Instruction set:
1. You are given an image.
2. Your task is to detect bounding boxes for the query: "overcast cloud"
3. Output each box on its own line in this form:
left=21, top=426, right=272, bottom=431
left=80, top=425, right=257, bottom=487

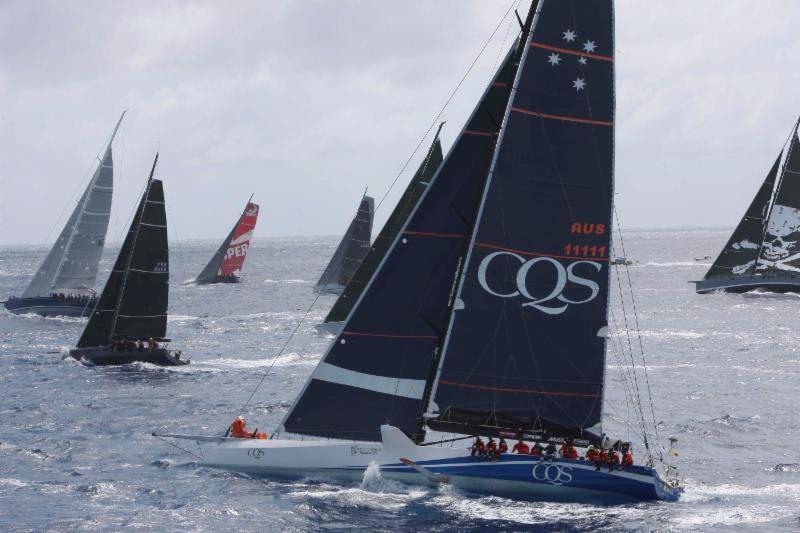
left=2, top=1, right=800, bottom=246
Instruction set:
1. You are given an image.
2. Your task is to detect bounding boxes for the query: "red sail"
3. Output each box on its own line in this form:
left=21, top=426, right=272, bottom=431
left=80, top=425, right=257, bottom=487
left=218, top=203, right=259, bottom=277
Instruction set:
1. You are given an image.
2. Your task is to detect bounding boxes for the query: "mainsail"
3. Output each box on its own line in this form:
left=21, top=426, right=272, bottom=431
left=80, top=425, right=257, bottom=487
left=314, top=196, right=374, bottom=293
left=77, top=155, right=169, bottom=348
left=324, top=131, right=445, bottom=324
left=22, top=112, right=124, bottom=298
left=703, top=154, right=781, bottom=279
left=756, top=128, right=800, bottom=274
left=280, top=37, right=525, bottom=441
left=195, top=199, right=260, bottom=283
left=426, top=0, right=615, bottom=443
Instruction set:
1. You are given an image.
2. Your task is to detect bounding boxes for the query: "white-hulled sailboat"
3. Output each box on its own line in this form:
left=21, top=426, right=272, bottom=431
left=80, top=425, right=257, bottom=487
left=156, top=0, right=682, bottom=503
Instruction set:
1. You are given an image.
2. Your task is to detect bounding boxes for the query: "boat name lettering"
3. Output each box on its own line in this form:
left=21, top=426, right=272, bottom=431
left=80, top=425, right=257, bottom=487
left=350, top=445, right=379, bottom=456
left=532, top=463, right=573, bottom=485
left=569, top=222, right=606, bottom=235
left=226, top=243, right=249, bottom=259
left=477, top=251, right=602, bottom=315
left=247, top=448, right=264, bottom=459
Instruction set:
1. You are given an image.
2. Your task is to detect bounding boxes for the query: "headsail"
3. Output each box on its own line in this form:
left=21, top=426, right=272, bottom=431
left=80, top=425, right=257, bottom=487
left=77, top=155, right=169, bottom=348
left=22, top=112, right=124, bottom=298
left=314, top=196, right=374, bottom=293
left=324, top=131, right=445, bottom=324
left=756, top=127, right=800, bottom=274
left=703, top=154, right=781, bottom=279
left=426, top=0, right=615, bottom=444
left=279, top=37, right=526, bottom=442
left=195, top=199, right=260, bottom=283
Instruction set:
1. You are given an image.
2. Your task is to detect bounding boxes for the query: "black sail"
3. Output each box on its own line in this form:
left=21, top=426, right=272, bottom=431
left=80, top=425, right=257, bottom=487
left=704, top=154, right=781, bottom=279
left=325, top=136, right=444, bottom=324
left=279, top=44, right=522, bottom=442
left=314, top=196, right=374, bottom=293
left=195, top=224, right=237, bottom=283
left=428, top=0, right=614, bottom=442
left=757, top=132, right=800, bottom=274
left=77, top=159, right=168, bottom=348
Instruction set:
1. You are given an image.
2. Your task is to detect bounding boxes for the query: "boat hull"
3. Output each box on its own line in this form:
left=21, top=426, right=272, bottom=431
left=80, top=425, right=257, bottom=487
left=314, top=321, right=344, bottom=336
left=693, top=275, right=800, bottom=294
left=4, top=296, right=96, bottom=317
left=70, top=347, right=189, bottom=366
left=195, top=275, right=241, bottom=285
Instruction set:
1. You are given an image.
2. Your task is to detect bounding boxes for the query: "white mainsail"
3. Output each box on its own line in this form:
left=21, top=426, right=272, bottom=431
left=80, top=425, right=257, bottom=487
left=22, top=112, right=124, bottom=298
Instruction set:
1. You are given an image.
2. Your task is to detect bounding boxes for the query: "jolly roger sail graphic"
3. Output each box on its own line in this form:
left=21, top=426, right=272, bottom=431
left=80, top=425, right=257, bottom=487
left=195, top=198, right=260, bottom=284
left=697, top=119, right=800, bottom=293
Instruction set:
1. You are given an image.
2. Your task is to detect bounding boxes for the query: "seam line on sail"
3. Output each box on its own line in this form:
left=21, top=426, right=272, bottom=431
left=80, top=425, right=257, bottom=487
left=84, top=211, right=111, bottom=216
left=128, top=268, right=168, bottom=274
left=511, top=106, right=613, bottom=127
left=528, top=41, right=613, bottom=62
left=342, top=330, right=438, bottom=340
left=475, top=241, right=609, bottom=261
left=438, top=380, right=600, bottom=398
left=93, top=185, right=113, bottom=191
left=146, top=200, right=165, bottom=205
left=117, top=314, right=167, bottom=318
left=404, top=230, right=465, bottom=239
left=140, top=222, right=167, bottom=228
left=464, top=130, right=496, bottom=137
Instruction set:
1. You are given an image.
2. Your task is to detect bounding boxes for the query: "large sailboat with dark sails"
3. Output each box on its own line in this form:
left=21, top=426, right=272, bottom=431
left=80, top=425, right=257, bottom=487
left=695, top=119, right=800, bottom=293
left=194, top=197, right=260, bottom=284
left=70, top=154, right=187, bottom=366
left=313, top=194, right=374, bottom=295
left=4, top=112, right=125, bottom=317
left=157, top=0, right=681, bottom=502
left=317, top=127, right=444, bottom=334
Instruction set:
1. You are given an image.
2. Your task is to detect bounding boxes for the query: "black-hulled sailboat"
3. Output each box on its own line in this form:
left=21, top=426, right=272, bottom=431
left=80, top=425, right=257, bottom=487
left=317, top=126, right=445, bottom=334
left=70, top=154, right=187, bottom=366
left=157, top=0, right=680, bottom=503
left=695, top=119, right=800, bottom=293
left=194, top=197, right=260, bottom=284
left=4, top=112, right=125, bottom=317
left=313, top=195, right=374, bottom=294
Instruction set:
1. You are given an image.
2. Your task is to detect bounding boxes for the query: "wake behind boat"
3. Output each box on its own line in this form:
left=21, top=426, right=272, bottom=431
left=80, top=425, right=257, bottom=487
left=157, top=0, right=681, bottom=503
left=4, top=112, right=125, bottom=318
left=695, top=117, right=800, bottom=293
left=70, top=154, right=188, bottom=367
left=194, top=196, right=260, bottom=284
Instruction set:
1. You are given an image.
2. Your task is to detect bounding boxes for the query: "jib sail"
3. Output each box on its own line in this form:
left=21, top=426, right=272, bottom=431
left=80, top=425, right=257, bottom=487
left=77, top=155, right=169, bottom=347
left=427, top=0, right=615, bottom=444
left=314, top=196, right=374, bottom=293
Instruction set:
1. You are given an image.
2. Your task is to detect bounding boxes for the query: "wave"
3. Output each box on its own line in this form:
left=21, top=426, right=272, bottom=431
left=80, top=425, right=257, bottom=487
left=263, top=279, right=311, bottom=284
left=635, top=261, right=709, bottom=267
left=199, top=353, right=317, bottom=369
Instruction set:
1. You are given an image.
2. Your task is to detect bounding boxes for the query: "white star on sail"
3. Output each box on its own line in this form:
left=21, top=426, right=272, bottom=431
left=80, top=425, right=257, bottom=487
left=578, top=56, right=588, bottom=65
left=547, top=52, right=561, bottom=66
left=572, top=77, right=586, bottom=91
left=583, top=40, right=597, bottom=53
left=563, top=29, right=576, bottom=42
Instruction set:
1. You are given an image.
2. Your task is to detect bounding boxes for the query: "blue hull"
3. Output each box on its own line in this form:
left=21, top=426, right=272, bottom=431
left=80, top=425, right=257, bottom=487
left=380, top=455, right=681, bottom=503
left=3, top=296, right=96, bottom=317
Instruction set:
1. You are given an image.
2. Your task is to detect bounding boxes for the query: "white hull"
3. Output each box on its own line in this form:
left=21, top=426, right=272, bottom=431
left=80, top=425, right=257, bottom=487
left=313, top=321, right=344, bottom=336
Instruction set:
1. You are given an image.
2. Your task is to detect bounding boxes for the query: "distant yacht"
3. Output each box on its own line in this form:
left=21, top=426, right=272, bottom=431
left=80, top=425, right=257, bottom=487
left=695, top=118, right=800, bottom=293
left=70, top=154, right=188, bottom=366
left=313, top=195, right=374, bottom=295
left=4, top=112, right=125, bottom=317
left=194, top=196, right=260, bottom=284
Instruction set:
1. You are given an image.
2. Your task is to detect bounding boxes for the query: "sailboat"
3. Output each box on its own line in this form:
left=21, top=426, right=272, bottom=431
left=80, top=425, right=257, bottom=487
left=156, top=0, right=681, bottom=502
left=694, top=119, right=800, bottom=293
left=70, top=154, right=188, bottom=366
left=317, top=127, right=445, bottom=335
left=4, top=112, right=125, bottom=318
left=313, top=195, right=374, bottom=295
left=194, top=197, right=260, bottom=284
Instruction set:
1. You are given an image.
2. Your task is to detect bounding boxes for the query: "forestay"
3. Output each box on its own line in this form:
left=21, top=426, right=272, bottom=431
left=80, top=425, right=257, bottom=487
left=428, top=0, right=615, bottom=443
left=280, top=44, right=521, bottom=442
left=78, top=157, right=169, bottom=348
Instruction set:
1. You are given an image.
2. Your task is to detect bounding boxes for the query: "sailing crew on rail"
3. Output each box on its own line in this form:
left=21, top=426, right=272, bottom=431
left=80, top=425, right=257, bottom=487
left=585, top=445, right=600, bottom=463
left=530, top=442, right=544, bottom=456
left=230, top=416, right=267, bottom=439
left=560, top=439, right=579, bottom=460
left=498, top=438, right=508, bottom=455
left=544, top=442, right=557, bottom=458
left=607, top=445, right=621, bottom=472
left=470, top=436, right=485, bottom=457
left=621, top=444, right=634, bottom=469
left=486, top=437, right=498, bottom=459
left=512, top=439, right=529, bottom=454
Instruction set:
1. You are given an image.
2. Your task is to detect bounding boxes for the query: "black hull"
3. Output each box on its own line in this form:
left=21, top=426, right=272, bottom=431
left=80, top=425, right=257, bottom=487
left=69, top=347, right=189, bottom=366
left=196, top=276, right=241, bottom=285
left=693, top=275, right=800, bottom=294
left=4, top=296, right=96, bottom=317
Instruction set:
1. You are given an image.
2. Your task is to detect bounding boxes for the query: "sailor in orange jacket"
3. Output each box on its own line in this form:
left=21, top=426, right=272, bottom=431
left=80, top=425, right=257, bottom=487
left=230, top=416, right=267, bottom=439
left=512, top=440, right=530, bottom=454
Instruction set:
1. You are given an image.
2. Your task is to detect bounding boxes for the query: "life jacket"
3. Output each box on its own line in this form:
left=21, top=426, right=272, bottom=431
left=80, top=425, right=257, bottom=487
left=487, top=441, right=497, bottom=451
left=499, top=441, right=508, bottom=453
left=608, top=450, right=620, bottom=464
left=622, top=451, right=633, bottom=467
left=473, top=440, right=485, bottom=451
left=530, top=446, right=543, bottom=456
left=586, top=449, right=600, bottom=462
left=562, top=446, right=579, bottom=460
left=513, top=442, right=530, bottom=454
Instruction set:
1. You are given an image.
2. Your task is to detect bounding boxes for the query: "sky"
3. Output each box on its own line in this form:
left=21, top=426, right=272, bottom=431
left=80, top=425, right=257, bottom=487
left=2, top=0, right=800, bottom=246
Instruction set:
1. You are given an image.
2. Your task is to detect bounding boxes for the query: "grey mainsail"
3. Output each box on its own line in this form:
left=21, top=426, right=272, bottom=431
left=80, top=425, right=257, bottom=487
left=22, top=112, right=124, bottom=298
left=314, top=195, right=374, bottom=293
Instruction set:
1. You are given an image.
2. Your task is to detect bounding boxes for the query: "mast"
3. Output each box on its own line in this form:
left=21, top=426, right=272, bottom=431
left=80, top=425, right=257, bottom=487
left=107, top=153, right=158, bottom=342
left=413, top=0, right=540, bottom=443
left=751, top=116, right=800, bottom=274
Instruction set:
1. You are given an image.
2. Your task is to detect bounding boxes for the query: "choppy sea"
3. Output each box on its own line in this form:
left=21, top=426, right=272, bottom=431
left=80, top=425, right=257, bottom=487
left=1, top=229, right=800, bottom=531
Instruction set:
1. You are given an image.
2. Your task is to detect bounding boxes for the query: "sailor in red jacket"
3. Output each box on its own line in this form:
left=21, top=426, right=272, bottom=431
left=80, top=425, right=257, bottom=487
left=607, top=446, right=621, bottom=471
left=512, top=440, right=530, bottom=454
left=498, top=438, right=509, bottom=455
left=529, top=442, right=544, bottom=457
left=470, top=436, right=485, bottom=457
left=559, top=439, right=579, bottom=460
left=486, top=437, right=498, bottom=459
left=621, top=444, right=634, bottom=469
left=585, top=445, right=600, bottom=462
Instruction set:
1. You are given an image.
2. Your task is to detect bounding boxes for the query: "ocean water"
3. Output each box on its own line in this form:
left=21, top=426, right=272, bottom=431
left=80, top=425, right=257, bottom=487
left=1, top=229, right=800, bottom=531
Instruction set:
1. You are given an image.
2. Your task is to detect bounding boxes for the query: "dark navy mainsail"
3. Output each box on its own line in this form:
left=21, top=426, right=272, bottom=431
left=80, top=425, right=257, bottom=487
left=704, top=154, right=781, bottom=279
left=756, top=131, right=800, bottom=274
left=428, top=0, right=615, bottom=442
left=280, top=44, right=523, bottom=442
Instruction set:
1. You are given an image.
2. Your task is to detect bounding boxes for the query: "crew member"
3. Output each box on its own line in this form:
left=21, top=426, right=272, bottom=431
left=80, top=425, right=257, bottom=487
left=470, top=436, right=485, bottom=457
left=498, top=438, right=508, bottom=455
left=607, top=445, right=620, bottom=472
left=560, top=440, right=579, bottom=460
left=596, top=447, right=609, bottom=471
left=137, top=339, right=145, bottom=351
left=486, top=437, right=498, bottom=459
left=512, top=439, right=530, bottom=454
left=530, top=442, right=544, bottom=457
left=585, top=445, right=600, bottom=463
left=149, top=337, right=159, bottom=350
left=544, top=441, right=557, bottom=458
left=229, top=416, right=267, bottom=439
left=621, top=444, right=634, bottom=469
